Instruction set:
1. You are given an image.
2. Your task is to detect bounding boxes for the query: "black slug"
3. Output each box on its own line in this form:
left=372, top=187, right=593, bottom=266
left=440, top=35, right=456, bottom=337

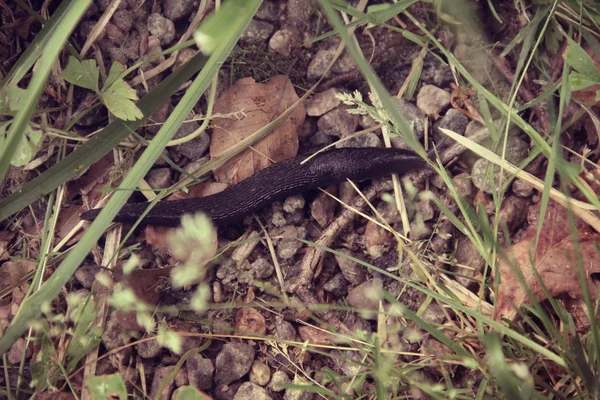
left=80, top=147, right=429, bottom=227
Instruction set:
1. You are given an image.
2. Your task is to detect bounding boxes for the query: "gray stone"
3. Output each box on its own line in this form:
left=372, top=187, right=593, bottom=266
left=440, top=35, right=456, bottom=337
left=234, top=382, right=272, bottom=400
left=256, top=1, right=281, bottom=22
left=392, top=98, right=426, bottom=148
left=268, top=370, right=291, bottom=392
left=317, top=106, right=358, bottom=137
left=334, top=250, right=366, bottom=285
left=136, top=339, right=162, bottom=359
left=145, top=168, right=172, bottom=189
left=305, top=88, right=343, bottom=117
left=252, top=258, right=274, bottom=279
left=323, top=273, right=348, bottom=298
left=335, top=132, right=381, bottom=148
left=269, top=27, right=302, bottom=57
left=241, top=20, right=275, bottom=45
left=147, top=13, right=175, bottom=46
left=172, top=119, right=210, bottom=161
left=249, top=361, right=271, bottom=386
left=273, top=319, right=297, bottom=341
left=512, top=179, right=534, bottom=197
left=435, top=108, right=469, bottom=138
left=163, top=0, right=196, bottom=20
left=346, top=279, right=383, bottom=320
left=416, top=85, right=450, bottom=117
left=187, top=354, right=214, bottom=391
left=214, top=343, right=256, bottom=386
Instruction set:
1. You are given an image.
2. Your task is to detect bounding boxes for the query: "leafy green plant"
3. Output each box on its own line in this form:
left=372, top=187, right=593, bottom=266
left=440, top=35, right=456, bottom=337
left=62, top=57, right=143, bottom=121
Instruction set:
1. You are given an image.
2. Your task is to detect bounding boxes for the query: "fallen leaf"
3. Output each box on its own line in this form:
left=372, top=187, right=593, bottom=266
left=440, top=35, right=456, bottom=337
left=298, top=326, right=334, bottom=345
left=209, top=75, right=306, bottom=184
left=0, top=231, right=16, bottom=261
left=495, top=200, right=600, bottom=323
left=235, top=307, right=266, bottom=336
left=0, top=260, right=36, bottom=290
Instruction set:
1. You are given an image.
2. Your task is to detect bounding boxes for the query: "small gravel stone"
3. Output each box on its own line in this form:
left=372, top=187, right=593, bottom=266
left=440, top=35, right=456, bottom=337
left=172, top=119, right=210, bottom=161
left=268, top=370, right=291, bottom=392
left=392, top=99, right=426, bottom=148
left=252, top=258, right=274, bottom=279
left=136, top=339, right=162, bottom=359
left=453, top=236, right=485, bottom=288
left=74, top=265, right=102, bottom=289
left=334, top=250, right=366, bottom=285
left=283, top=195, right=305, bottom=213
left=234, top=382, right=272, bottom=400
left=434, top=108, right=469, bottom=139
left=323, top=273, right=348, bottom=298
left=495, top=195, right=529, bottom=234
left=305, top=88, right=343, bottom=116
left=150, top=366, right=175, bottom=399
left=284, top=377, right=314, bottom=400
left=145, top=168, right=172, bottom=189
left=421, top=54, right=454, bottom=87
left=273, top=226, right=306, bottom=260
left=512, top=179, right=534, bottom=197
left=416, top=85, right=451, bottom=117
left=346, top=279, right=384, bottom=320
left=453, top=172, right=474, bottom=200
left=241, top=20, right=275, bottom=45
left=335, top=132, right=381, bottom=148
left=249, top=361, right=271, bottom=386
left=112, top=9, right=133, bottom=32
left=269, top=26, right=303, bottom=57
left=273, top=319, right=297, bottom=341
left=163, top=0, right=196, bottom=20
left=256, top=1, right=281, bottom=22
left=214, top=342, right=256, bottom=386
left=317, top=106, right=359, bottom=137
left=147, top=13, right=175, bottom=46
left=187, top=354, right=215, bottom=391
left=331, top=350, right=365, bottom=376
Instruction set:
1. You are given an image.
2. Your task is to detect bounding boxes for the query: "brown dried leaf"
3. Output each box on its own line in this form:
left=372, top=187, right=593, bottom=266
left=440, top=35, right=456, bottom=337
left=209, top=75, right=306, bottom=184
left=235, top=307, right=266, bottom=336
left=495, top=201, right=600, bottom=323
left=0, top=231, right=16, bottom=261
left=298, top=326, right=334, bottom=345
left=0, top=260, right=36, bottom=290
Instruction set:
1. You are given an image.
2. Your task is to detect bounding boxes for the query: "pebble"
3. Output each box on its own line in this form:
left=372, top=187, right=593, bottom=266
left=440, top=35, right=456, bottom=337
left=416, top=85, right=451, bottom=117
left=317, top=106, right=359, bottom=137
left=268, top=370, right=291, bottom=392
left=334, top=250, right=366, bottom=285
left=145, top=168, right=172, bottom=189
left=249, top=361, right=271, bottom=386
left=241, top=20, right=275, bottom=45
left=305, top=88, right=343, bottom=116
left=269, top=26, right=303, bottom=57
left=147, top=13, right=175, bottom=46
left=187, top=354, right=215, bottom=390
left=346, top=278, right=384, bottom=320
left=234, top=382, right=272, bottom=400
left=392, top=98, right=426, bottom=148
left=214, top=342, right=256, bottom=386
left=323, top=273, right=348, bottom=298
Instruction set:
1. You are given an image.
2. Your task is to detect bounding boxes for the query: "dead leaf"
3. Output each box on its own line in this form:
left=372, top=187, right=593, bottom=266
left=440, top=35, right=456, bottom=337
left=210, top=75, right=306, bottom=184
left=145, top=183, right=223, bottom=261
left=298, top=326, right=334, bottom=345
left=0, top=231, right=16, bottom=261
left=235, top=307, right=266, bottom=336
left=449, top=83, right=483, bottom=123
left=0, top=260, right=36, bottom=290
left=495, top=200, right=600, bottom=323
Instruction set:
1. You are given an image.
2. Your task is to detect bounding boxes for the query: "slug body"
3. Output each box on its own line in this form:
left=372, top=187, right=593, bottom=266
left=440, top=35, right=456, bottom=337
left=81, top=147, right=428, bottom=227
